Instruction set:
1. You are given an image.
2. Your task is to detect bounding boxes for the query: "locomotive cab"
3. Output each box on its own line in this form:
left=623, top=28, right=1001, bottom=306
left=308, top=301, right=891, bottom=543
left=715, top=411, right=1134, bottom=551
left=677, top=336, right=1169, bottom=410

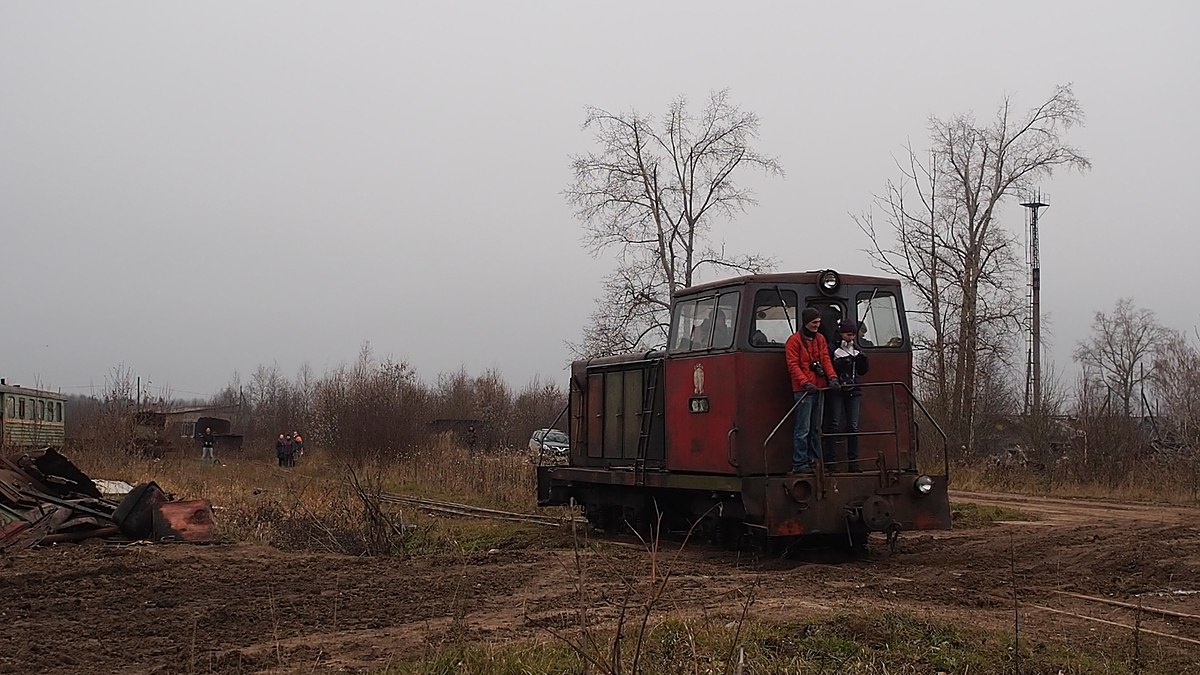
left=538, top=270, right=951, bottom=546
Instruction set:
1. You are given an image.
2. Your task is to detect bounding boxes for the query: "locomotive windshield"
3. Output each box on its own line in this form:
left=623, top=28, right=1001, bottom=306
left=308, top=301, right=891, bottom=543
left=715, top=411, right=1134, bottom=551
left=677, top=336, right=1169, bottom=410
left=749, top=288, right=796, bottom=346
left=856, top=291, right=904, bottom=348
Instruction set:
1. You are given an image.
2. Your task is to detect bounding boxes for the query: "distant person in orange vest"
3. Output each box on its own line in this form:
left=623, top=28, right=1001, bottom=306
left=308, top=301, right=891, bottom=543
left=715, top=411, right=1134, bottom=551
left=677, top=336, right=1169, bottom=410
left=290, top=431, right=304, bottom=466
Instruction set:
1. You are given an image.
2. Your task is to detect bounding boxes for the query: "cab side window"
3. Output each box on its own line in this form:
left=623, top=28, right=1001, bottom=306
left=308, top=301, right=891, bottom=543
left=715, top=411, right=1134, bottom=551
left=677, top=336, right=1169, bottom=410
left=670, top=296, right=716, bottom=353
left=669, top=291, right=740, bottom=353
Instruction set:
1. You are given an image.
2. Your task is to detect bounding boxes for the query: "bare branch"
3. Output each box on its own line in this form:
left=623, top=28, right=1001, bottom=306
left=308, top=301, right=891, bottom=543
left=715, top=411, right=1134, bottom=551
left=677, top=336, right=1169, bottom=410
left=566, top=92, right=782, bottom=356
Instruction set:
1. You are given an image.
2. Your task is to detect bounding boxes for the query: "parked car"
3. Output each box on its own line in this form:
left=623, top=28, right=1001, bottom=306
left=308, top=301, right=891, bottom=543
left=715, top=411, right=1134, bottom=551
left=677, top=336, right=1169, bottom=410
left=529, top=428, right=569, bottom=463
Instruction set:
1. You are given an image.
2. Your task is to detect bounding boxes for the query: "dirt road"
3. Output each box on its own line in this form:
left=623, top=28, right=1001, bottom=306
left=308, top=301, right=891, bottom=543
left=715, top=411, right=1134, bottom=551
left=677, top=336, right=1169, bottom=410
left=2, top=491, right=1198, bottom=674
left=951, top=489, right=1199, bottom=526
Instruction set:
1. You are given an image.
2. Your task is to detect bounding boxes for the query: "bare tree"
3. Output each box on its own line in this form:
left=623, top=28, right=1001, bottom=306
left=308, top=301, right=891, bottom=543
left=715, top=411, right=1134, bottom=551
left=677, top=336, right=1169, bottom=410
left=565, top=90, right=783, bottom=357
left=1075, top=298, right=1168, bottom=416
left=857, top=85, right=1090, bottom=451
left=1148, top=330, right=1200, bottom=449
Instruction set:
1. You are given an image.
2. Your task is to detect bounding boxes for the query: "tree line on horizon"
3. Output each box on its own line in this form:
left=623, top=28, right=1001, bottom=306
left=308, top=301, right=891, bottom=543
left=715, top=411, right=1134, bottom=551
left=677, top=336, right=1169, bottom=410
left=64, top=345, right=566, bottom=458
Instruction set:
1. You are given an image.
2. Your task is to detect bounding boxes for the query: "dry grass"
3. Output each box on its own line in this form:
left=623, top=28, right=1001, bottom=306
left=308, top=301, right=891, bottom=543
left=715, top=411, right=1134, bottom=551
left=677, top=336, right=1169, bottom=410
left=64, top=436, right=564, bottom=555
left=396, top=611, right=1132, bottom=675
left=953, top=454, right=1200, bottom=505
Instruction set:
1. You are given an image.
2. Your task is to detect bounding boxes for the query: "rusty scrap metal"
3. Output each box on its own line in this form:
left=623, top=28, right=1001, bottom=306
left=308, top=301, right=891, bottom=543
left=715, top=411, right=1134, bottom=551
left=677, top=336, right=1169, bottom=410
left=0, top=448, right=215, bottom=551
left=152, top=500, right=216, bottom=542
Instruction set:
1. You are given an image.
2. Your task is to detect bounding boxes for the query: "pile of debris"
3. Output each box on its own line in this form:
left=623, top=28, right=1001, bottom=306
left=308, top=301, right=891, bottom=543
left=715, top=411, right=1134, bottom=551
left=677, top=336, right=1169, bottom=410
left=0, top=448, right=214, bottom=552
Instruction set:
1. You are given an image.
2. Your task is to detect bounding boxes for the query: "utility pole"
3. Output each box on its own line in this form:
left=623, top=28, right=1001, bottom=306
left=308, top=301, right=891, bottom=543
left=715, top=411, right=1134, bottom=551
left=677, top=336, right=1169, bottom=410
left=1021, top=193, right=1049, bottom=415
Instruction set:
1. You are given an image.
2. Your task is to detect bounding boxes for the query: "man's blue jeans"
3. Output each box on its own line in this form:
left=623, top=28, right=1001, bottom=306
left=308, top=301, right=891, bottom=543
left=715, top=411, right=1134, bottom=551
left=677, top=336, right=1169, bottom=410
left=826, top=393, right=862, bottom=467
left=792, top=391, right=821, bottom=469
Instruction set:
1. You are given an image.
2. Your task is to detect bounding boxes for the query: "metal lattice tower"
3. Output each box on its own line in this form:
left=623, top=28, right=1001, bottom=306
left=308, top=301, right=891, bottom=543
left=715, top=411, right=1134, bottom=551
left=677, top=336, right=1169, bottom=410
left=1021, top=192, right=1048, bottom=415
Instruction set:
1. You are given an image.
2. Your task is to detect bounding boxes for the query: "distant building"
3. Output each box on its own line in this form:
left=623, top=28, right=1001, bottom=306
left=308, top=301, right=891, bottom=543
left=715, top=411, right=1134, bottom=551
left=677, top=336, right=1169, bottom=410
left=134, top=404, right=244, bottom=457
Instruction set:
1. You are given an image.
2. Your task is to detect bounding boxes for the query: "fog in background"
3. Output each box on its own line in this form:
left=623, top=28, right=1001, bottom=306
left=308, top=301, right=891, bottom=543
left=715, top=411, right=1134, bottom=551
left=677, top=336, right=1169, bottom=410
left=2, top=2, right=1196, bottom=398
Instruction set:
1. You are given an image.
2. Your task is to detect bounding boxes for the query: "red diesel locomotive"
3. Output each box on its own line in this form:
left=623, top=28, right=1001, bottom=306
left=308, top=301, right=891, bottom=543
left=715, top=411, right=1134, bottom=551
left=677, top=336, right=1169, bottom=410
left=537, top=270, right=951, bottom=547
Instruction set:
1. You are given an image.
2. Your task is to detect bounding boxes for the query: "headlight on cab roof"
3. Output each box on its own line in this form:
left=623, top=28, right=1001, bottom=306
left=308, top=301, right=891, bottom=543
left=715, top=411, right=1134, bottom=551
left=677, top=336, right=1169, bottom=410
left=817, top=269, right=841, bottom=295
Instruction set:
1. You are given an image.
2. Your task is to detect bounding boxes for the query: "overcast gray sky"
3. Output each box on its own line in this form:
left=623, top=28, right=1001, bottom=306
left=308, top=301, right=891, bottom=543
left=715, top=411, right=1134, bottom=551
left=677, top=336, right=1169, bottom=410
left=2, top=1, right=1196, bottom=398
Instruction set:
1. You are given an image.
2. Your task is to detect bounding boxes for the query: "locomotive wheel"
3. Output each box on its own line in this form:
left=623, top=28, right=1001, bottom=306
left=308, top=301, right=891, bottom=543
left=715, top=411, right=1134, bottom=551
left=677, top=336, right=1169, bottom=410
left=627, top=504, right=662, bottom=544
left=583, top=503, right=623, bottom=533
left=847, top=525, right=870, bottom=553
left=714, top=518, right=749, bottom=551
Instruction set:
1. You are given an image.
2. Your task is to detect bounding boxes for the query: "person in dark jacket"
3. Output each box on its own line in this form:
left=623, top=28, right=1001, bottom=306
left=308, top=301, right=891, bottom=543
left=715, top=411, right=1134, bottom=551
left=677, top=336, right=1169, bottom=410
left=275, top=434, right=288, bottom=467
left=826, top=319, right=870, bottom=472
left=200, top=427, right=216, bottom=463
left=785, top=307, right=839, bottom=473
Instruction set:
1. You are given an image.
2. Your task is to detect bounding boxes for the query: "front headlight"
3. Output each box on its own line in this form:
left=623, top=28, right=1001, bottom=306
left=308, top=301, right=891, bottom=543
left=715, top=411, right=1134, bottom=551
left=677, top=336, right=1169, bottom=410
left=914, top=475, right=934, bottom=496
left=817, top=269, right=841, bottom=295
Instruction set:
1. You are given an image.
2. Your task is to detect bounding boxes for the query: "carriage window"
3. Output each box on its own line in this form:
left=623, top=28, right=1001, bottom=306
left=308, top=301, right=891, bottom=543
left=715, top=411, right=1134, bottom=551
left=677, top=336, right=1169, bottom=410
left=857, top=291, right=904, bottom=348
left=37, top=400, right=45, bottom=420
left=669, top=292, right=739, bottom=353
left=19, top=398, right=26, bottom=419
left=182, top=421, right=195, bottom=438
left=750, top=289, right=798, bottom=347
left=5, top=397, right=12, bottom=418
left=57, top=402, right=63, bottom=422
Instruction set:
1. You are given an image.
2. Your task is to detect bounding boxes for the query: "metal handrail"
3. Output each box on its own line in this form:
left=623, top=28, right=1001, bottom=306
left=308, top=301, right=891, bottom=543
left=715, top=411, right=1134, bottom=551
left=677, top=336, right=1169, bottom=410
left=759, top=381, right=949, bottom=477
left=881, top=380, right=950, bottom=478
left=763, top=391, right=808, bottom=449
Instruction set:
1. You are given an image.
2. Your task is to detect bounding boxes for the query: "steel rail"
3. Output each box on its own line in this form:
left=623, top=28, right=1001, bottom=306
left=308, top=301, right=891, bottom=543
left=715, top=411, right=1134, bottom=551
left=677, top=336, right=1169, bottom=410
left=1048, top=589, right=1200, bottom=622
left=373, top=492, right=583, bottom=528
left=377, top=493, right=563, bottom=522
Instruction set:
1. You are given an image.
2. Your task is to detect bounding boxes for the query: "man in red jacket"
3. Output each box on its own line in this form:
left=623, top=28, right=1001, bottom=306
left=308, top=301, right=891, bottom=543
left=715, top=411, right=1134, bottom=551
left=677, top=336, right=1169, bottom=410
left=785, top=307, right=839, bottom=472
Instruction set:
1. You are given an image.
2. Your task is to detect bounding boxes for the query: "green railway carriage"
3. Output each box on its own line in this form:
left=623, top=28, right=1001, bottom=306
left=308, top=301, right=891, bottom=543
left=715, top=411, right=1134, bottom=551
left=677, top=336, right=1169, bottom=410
left=0, top=380, right=66, bottom=448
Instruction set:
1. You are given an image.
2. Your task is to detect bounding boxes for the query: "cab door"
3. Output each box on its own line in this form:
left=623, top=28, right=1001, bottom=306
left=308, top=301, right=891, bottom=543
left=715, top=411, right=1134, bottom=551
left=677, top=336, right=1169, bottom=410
left=662, top=290, right=741, bottom=475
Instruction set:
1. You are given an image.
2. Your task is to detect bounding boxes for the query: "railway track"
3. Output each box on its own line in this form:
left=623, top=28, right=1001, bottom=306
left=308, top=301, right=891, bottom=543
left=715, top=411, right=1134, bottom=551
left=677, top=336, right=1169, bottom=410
left=372, top=492, right=584, bottom=528
left=1010, top=588, right=1200, bottom=651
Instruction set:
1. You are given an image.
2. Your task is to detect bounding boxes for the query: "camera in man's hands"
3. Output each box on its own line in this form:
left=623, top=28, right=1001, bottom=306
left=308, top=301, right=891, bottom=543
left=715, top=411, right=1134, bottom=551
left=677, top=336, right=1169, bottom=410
left=810, top=361, right=826, bottom=378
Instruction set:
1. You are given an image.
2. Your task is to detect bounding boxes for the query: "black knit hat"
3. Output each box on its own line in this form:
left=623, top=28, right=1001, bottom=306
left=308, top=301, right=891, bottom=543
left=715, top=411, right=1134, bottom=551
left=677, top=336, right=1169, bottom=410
left=801, top=307, right=821, bottom=324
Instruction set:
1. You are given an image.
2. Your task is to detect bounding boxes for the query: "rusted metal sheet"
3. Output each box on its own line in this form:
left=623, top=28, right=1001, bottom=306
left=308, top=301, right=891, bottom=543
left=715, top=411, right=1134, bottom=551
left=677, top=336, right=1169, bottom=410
left=152, top=500, right=215, bottom=542
left=0, top=503, right=30, bottom=545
